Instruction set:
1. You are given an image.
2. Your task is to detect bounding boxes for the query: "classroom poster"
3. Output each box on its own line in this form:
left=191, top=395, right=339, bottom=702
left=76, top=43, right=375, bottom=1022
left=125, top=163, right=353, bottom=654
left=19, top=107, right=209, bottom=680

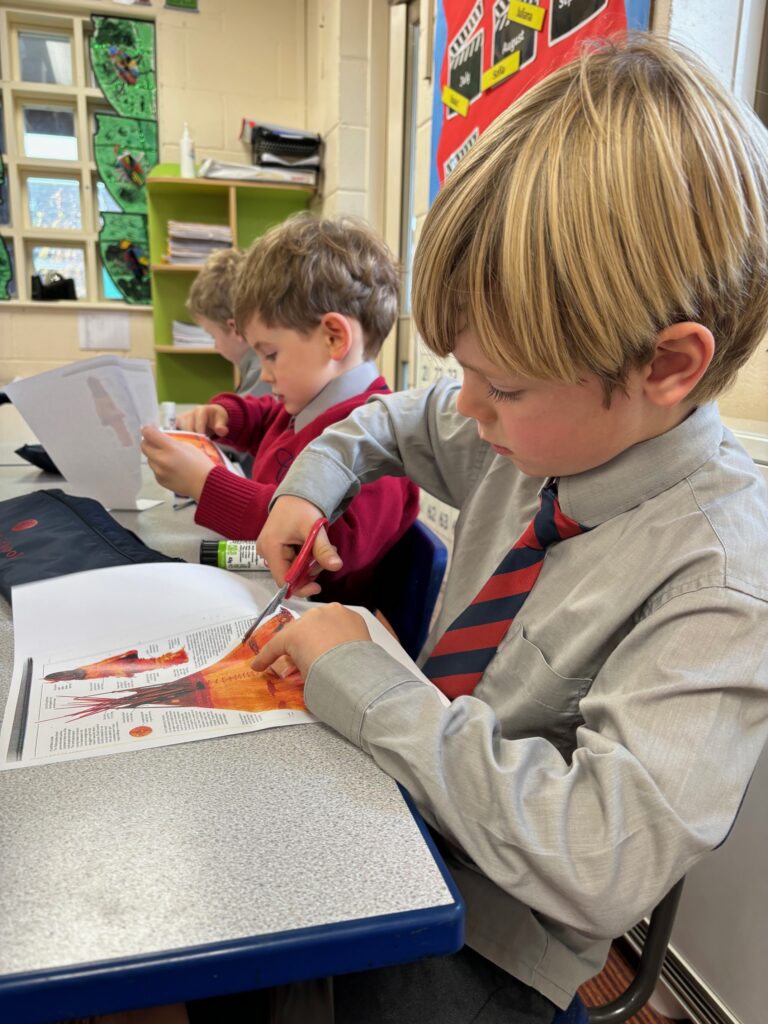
left=430, top=0, right=651, bottom=201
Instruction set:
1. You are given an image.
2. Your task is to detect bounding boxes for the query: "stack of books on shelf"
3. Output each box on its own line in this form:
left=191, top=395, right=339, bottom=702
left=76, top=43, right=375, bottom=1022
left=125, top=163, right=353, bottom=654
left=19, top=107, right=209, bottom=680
left=171, top=320, right=216, bottom=348
left=165, top=221, right=233, bottom=264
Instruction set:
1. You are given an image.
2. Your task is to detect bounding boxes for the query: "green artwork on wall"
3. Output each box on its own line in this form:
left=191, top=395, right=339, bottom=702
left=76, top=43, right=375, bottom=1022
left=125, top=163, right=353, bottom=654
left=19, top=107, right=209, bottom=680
left=94, top=113, right=158, bottom=214
left=0, top=236, right=12, bottom=300
left=99, top=212, right=151, bottom=305
left=90, top=16, right=157, bottom=121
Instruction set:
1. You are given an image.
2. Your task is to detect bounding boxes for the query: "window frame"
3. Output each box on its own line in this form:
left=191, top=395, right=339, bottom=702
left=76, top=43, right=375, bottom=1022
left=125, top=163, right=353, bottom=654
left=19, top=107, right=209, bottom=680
left=0, top=2, right=152, bottom=306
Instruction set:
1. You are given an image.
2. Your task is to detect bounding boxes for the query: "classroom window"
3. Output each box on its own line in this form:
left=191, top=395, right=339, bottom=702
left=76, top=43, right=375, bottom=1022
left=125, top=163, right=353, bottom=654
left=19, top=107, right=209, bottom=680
left=0, top=5, right=154, bottom=303
left=26, top=176, right=82, bottom=230
left=18, top=31, right=73, bottom=86
left=30, top=243, right=86, bottom=298
left=22, top=105, right=77, bottom=160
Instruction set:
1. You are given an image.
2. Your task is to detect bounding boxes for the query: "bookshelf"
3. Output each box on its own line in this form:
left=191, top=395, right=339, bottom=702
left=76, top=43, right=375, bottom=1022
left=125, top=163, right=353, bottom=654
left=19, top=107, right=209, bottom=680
left=147, top=163, right=315, bottom=402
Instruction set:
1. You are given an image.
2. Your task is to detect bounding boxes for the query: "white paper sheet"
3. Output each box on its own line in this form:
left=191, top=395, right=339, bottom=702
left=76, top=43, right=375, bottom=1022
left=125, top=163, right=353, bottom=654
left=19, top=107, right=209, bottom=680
left=4, top=357, right=159, bottom=510
left=0, top=563, right=447, bottom=769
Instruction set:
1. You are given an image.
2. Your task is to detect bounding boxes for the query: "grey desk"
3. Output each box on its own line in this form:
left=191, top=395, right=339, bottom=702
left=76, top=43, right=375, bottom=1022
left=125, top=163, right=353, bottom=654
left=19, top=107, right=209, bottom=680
left=0, top=407, right=463, bottom=1023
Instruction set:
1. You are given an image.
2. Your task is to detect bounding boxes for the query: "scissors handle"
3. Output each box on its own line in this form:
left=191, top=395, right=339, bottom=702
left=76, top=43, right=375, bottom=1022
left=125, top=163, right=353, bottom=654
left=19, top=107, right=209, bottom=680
left=283, top=517, right=329, bottom=597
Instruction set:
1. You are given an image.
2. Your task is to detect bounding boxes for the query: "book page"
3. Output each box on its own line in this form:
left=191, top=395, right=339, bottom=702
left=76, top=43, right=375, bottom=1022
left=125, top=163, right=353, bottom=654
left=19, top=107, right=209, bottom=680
left=0, top=563, right=445, bottom=769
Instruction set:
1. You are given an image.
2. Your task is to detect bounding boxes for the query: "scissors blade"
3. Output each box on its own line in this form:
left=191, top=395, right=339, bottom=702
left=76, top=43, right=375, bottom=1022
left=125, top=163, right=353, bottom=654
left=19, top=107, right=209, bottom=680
left=246, top=582, right=288, bottom=638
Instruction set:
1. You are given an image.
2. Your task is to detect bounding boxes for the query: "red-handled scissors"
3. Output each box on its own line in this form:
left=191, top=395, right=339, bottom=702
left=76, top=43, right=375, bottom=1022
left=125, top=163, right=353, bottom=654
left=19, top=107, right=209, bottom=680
left=249, top=516, right=329, bottom=631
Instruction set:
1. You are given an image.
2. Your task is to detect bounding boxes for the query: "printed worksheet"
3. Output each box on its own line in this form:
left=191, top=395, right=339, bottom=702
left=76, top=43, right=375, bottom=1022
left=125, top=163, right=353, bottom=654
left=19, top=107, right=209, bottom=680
left=0, top=563, right=443, bottom=769
left=4, top=356, right=160, bottom=510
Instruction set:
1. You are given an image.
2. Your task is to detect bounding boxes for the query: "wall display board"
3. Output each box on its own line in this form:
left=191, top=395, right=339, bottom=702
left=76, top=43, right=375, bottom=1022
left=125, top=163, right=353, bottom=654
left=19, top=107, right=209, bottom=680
left=429, top=1, right=649, bottom=201
left=420, top=1, right=650, bottom=546
left=90, top=17, right=158, bottom=304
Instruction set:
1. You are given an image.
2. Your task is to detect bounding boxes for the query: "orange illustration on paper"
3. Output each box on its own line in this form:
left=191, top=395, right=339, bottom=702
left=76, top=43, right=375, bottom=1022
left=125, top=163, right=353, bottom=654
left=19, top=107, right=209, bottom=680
left=51, top=610, right=304, bottom=719
left=44, top=648, right=189, bottom=681
left=163, top=429, right=229, bottom=468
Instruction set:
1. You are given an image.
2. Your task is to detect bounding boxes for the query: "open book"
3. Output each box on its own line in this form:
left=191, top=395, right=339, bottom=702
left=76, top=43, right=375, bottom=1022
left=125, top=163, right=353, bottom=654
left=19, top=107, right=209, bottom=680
left=0, top=563, right=446, bottom=770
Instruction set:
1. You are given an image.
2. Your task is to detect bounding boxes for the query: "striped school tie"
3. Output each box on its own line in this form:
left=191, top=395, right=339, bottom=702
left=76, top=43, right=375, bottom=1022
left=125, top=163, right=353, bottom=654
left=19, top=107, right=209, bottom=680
left=422, top=483, right=588, bottom=699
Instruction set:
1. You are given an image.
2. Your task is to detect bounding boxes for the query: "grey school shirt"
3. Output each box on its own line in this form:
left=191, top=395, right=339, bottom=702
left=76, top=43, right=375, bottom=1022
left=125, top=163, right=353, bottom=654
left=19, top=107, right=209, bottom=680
left=272, top=379, right=768, bottom=1008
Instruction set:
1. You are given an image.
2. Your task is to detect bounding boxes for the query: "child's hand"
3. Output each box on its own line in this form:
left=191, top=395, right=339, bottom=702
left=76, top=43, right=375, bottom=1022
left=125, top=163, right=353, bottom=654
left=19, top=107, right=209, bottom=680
left=257, top=496, right=343, bottom=596
left=250, top=604, right=371, bottom=679
left=140, top=424, right=215, bottom=501
left=174, top=404, right=230, bottom=437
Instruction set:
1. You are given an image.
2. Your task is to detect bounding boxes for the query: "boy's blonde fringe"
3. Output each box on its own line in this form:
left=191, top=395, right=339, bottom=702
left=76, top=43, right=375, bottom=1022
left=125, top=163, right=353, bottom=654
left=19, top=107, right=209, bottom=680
left=186, top=247, right=244, bottom=326
left=413, top=34, right=768, bottom=402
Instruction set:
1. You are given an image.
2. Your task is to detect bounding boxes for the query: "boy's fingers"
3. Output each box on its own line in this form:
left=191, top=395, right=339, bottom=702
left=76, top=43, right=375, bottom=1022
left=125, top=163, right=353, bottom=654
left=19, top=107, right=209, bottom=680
left=141, top=424, right=170, bottom=451
left=250, top=631, right=289, bottom=671
left=312, top=525, right=343, bottom=571
left=212, top=414, right=229, bottom=437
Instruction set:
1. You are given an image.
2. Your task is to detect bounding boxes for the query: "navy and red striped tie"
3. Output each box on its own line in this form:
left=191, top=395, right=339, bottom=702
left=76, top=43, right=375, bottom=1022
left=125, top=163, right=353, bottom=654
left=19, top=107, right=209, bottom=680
left=422, top=483, right=588, bottom=699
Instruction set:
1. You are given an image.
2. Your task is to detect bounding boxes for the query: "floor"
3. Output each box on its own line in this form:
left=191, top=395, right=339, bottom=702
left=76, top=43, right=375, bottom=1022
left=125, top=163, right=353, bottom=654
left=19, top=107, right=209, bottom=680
left=578, top=940, right=690, bottom=1024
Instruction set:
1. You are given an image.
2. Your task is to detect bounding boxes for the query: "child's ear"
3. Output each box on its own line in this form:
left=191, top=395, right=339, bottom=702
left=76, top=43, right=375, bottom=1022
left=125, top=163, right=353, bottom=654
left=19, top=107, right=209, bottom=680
left=643, top=322, right=715, bottom=407
left=320, top=312, right=354, bottom=361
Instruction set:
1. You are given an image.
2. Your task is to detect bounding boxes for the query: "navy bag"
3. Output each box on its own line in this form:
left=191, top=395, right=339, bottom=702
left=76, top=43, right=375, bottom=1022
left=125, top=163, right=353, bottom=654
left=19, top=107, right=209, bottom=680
left=0, top=489, right=183, bottom=603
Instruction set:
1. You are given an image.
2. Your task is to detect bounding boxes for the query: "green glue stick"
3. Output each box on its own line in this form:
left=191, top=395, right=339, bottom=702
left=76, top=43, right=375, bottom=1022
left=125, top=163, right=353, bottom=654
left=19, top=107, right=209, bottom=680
left=199, top=540, right=269, bottom=572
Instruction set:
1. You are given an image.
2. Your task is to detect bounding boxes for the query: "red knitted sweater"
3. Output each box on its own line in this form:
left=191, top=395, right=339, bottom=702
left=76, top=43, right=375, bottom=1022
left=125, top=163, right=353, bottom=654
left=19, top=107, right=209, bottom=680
left=194, top=377, right=419, bottom=606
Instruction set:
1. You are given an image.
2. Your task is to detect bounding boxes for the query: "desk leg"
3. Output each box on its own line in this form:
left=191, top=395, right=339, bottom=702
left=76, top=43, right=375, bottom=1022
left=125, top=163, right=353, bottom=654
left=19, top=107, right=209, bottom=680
left=269, top=977, right=334, bottom=1024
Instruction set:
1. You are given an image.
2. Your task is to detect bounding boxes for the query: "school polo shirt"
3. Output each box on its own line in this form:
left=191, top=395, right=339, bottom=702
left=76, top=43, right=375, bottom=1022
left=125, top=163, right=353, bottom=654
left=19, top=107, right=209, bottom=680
left=270, top=380, right=768, bottom=1009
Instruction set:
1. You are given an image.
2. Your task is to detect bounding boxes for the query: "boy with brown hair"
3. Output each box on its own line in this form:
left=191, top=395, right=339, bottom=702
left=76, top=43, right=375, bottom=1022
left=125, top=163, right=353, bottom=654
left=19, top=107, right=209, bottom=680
left=141, top=213, right=419, bottom=606
left=252, top=35, right=768, bottom=1024
left=185, top=246, right=269, bottom=400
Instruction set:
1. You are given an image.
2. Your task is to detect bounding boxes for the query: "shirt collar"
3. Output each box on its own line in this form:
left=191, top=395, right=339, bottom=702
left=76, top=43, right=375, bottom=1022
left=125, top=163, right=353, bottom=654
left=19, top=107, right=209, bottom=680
left=293, top=361, right=380, bottom=432
left=557, top=403, right=724, bottom=527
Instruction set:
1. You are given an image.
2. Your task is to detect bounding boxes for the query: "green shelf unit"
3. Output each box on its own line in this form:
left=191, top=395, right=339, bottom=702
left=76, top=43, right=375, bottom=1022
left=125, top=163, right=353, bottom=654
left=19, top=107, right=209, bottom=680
left=147, top=163, right=314, bottom=402
left=154, top=350, right=233, bottom=405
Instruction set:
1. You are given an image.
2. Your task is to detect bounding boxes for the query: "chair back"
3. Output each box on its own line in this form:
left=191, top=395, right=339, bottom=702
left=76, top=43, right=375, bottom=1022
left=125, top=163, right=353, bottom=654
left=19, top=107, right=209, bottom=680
left=373, top=520, right=448, bottom=661
left=586, top=877, right=685, bottom=1024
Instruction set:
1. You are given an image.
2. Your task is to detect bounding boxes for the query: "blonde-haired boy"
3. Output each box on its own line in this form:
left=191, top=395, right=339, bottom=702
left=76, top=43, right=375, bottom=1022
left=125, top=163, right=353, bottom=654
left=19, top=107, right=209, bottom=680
left=252, top=35, right=768, bottom=1023
left=141, top=213, right=419, bottom=607
left=186, top=247, right=268, bottom=399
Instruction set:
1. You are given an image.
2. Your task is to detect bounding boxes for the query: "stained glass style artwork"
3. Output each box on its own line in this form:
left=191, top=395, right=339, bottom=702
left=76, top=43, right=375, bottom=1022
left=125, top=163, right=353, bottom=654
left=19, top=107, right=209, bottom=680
left=98, top=211, right=151, bottom=304
left=89, top=17, right=157, bottom=121
left=0, top=236, right=13, bottom=300
left=94, top=113, right=158, bottom=213
left=0, top=160, right=9, bottom=227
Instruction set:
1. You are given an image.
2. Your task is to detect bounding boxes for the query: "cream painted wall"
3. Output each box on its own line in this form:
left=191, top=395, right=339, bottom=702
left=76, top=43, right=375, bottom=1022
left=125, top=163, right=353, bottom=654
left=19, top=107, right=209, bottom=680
left=0, top=0, right=308, bottom=381
left=409, top=0, right=767, bottom=426
left=305, top=0, right=389, bottom=228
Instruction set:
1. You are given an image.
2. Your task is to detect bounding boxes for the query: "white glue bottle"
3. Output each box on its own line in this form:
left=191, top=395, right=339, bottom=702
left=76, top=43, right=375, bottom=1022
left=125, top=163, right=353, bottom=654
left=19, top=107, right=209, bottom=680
left=180, top=122, right=196, bottom=178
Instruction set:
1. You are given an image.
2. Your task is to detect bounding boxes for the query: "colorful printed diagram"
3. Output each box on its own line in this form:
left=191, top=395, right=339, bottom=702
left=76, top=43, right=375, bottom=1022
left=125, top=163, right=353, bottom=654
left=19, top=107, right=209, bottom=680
left=43, top=609, right=304, bottom=734
left=163, top=429, right=233, bottom=469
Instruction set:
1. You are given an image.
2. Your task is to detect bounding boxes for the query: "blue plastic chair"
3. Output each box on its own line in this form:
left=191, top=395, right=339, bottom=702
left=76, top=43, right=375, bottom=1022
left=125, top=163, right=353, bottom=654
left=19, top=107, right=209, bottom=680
left=373, top=520, right=448, bottom=661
